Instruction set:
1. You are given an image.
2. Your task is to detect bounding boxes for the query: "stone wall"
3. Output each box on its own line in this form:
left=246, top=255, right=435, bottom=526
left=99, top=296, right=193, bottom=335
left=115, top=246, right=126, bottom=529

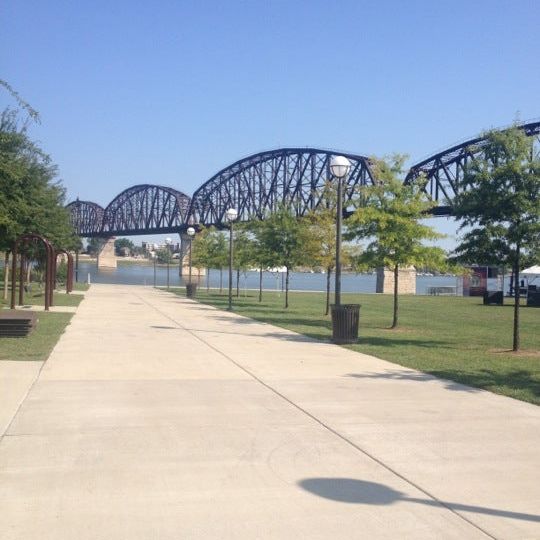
left=376, top=266, right=416, bottom=294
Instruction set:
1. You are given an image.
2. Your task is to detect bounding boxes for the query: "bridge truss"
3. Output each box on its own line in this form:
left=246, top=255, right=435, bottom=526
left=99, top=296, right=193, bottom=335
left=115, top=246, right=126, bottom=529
left=67, top=121, right=540, bottom=236
left=188, top=148, right=374, bottom=226
left=405, top=121, right=540, bottom=216
left=66, top=200, right=105, bottom=236
left=100, top=184, right=192, bottom=236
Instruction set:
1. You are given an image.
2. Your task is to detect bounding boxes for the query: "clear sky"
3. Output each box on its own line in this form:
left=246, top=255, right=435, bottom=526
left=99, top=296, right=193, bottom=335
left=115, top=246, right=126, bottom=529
left=2, top=0, right=539, bottom=248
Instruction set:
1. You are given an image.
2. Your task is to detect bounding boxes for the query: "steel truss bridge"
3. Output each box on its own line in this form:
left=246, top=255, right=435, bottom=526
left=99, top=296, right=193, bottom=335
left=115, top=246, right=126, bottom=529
left=67, top=121, right=540, bottom=238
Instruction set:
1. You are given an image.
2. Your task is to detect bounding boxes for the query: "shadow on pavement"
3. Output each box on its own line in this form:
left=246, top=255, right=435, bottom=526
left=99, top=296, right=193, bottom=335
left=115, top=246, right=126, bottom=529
left=345, top=370, right=480, bottom=393
left=298, top=478, right=540, bottom=523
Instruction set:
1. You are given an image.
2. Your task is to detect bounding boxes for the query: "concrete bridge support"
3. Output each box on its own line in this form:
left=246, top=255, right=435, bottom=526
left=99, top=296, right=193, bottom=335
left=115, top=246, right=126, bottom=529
left=97, top=237, right=117, bottom=269
left=376, top=266, right=416, bottom=294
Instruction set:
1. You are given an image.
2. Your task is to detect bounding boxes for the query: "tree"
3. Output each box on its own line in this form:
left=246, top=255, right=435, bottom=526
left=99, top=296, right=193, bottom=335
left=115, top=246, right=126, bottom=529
left=306, top=184, right=355, bottom=315
left=0, top=80, right=39, bottom=123
left=452, top=127, right=540, bottom=351
left=257, top=205, right=317, bottom=308
left=192, top=227, right=228, bottom=293
left=115, top=237, right=134, bottom=256
left=233, top=225, right=256, bottom=297
left=208, top=229, right=228, bottom=293
left=191, top=226, right=214, bottom=292
left=249, top=221, right=274, bottom=302
left=0, top=109, right=79, bottom=297
left=86, top=237, right=105, bottom=256
left=156, top=247, right=173, bottom=264
left=0, top=110, right=78, bottom=252
left=346, top=155, right=448, bottom=328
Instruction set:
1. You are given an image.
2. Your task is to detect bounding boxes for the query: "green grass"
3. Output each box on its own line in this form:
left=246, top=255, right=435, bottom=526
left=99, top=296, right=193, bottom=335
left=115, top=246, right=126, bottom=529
left=172, top=288, right=540, bottom=405
left=0, top=312, right=74, bottom=361
left=0, top=282, right=87, bottom=361
left=72, top=282, right=90, bottom=292
left=0, top=284, right=84, bottom=307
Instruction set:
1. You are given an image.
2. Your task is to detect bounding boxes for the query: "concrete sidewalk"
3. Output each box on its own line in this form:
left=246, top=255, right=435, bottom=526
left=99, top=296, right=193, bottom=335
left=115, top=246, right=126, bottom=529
left=0, top=284, right=538, bottom=539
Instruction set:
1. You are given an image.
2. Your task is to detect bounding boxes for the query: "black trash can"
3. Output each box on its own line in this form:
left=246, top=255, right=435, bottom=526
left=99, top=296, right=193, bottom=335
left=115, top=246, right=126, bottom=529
left=331, top=304, right=360, bottom=344
left=483, top=291, right=503, bottom=305
left=186, top=283, right=197, bottom=298
left=527, top=291, right=540, bottom=307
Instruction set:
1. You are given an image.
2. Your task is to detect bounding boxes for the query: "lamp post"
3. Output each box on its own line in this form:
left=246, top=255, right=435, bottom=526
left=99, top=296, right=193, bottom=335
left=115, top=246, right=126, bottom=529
left=165, top=237, right=172, bottom=290
left=330, top=155, right=351, bottom=306
left=186, top=227, right=195, bottom=284
left=153, top=248, right=157, bottom=288
left=329, top=155, right=359, bottom=344
left=226, top=208, right=238, bottom=311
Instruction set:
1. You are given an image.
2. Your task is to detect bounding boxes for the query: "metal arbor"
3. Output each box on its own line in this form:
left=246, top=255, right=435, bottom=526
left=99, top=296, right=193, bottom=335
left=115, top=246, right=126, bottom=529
left=11, top=234, right=55, bottom=311
left=405, top=120, right=540, bottom=215
left=188, top=148, right=375, bottom=227
left=54, top=248, right=74, bottom=293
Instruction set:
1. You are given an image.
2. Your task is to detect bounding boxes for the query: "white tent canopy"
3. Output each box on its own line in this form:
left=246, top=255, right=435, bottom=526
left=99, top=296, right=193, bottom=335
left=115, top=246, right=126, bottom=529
left=522, top=265, right=540, bottom=277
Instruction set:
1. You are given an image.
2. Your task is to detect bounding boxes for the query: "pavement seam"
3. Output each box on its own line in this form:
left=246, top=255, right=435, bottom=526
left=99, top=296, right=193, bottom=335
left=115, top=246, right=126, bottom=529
left=0, top=294, right=86, bottom=443
left=137, top=291, right=498, bottom=540
left=0, top=360, right=46, bottom=443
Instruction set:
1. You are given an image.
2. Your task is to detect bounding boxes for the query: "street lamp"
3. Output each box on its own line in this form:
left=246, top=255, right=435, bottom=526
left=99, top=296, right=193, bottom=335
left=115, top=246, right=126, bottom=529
left=329, top=155, right=358, bottom=344
left=330, top=155, right=351, bottom=306
left=187, top=226, right=195, bottom=284
left=153, top=250, right=157, bottom=288
left=165, top=237, right=172, bottom=290
left=226, top=208, right=238, bottom=311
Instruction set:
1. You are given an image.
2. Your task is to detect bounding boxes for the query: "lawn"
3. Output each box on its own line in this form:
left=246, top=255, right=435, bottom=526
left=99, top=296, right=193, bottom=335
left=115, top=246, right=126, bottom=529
left=0, top=312, right=74, bottom=362
left=0, top=281, right=88, bottom=307
left=172, top=288, right=540, bottom=405
left=0, top=281, right=88, bottom=362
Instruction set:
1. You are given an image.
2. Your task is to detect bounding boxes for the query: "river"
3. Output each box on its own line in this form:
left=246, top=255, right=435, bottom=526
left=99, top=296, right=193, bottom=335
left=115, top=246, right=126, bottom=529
left=76, top=261, right=460, bottom=295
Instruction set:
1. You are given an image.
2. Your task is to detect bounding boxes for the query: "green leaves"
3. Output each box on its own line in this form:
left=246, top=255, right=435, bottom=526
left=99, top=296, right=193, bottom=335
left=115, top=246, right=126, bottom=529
left=452, top=126, right=540, bottom=351
left=191, top=226, right=228, bottom=270
left=346, top=156, right=446, bottom=271
left=345, top=155, right=449, bottom=328
left=0, top=109, right=78, bottom=252
left=255, top=204, right=317, bottom=271
left=453, top=127, right=540, bottom=270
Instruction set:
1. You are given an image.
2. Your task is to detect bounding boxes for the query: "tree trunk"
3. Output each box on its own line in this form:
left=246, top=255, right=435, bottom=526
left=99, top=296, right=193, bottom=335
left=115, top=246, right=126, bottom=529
left=325, top=267, right=332, bottom=316
left=236, top=268, right=240, bottom=297
left=391, top=264, right=399, bottom=329
left=3, top=252, right=9, bottom=301
left=285, top=267, right=290, bottom=308
left=219, top=267, right=223, bottom=293
left=513, top=252, right=520, bottom=352
left=259, top=267, right=263, bottom=302
left=206, top=268, right=210, bottom=293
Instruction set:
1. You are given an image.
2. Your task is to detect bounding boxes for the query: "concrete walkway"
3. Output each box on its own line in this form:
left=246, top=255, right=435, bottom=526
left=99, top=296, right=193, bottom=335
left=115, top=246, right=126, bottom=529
left=0, top=284, right=538, bottom=540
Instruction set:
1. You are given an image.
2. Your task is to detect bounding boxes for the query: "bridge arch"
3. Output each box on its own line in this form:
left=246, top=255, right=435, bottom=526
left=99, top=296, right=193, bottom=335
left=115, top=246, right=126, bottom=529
left=101, top=184, right=192, bottom=236
left=66, top=199, right=105, bottom=236
left=188, top=148, right=375, bottom=227
left=405, top=120, right=540, bottom=215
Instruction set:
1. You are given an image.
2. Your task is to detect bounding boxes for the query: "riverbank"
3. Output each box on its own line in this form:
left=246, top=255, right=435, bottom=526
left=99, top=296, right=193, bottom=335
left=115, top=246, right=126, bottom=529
left=171, top=288, right=540, bottom=404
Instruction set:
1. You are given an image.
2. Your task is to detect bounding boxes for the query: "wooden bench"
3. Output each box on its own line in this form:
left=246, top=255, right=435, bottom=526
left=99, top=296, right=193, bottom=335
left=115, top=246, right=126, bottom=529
left=0, top=311, right=38, bottom=337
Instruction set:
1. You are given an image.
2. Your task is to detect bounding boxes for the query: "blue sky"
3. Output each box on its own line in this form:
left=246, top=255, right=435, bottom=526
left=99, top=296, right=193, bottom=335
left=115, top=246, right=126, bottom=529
left=2, top=0, right=539, bottom=247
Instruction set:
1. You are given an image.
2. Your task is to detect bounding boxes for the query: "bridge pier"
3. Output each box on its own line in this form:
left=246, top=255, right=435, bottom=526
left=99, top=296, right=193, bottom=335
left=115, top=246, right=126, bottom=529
left=376, top=266, right=416, bottom=294
left=97, top=237, right=117, bottom=269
